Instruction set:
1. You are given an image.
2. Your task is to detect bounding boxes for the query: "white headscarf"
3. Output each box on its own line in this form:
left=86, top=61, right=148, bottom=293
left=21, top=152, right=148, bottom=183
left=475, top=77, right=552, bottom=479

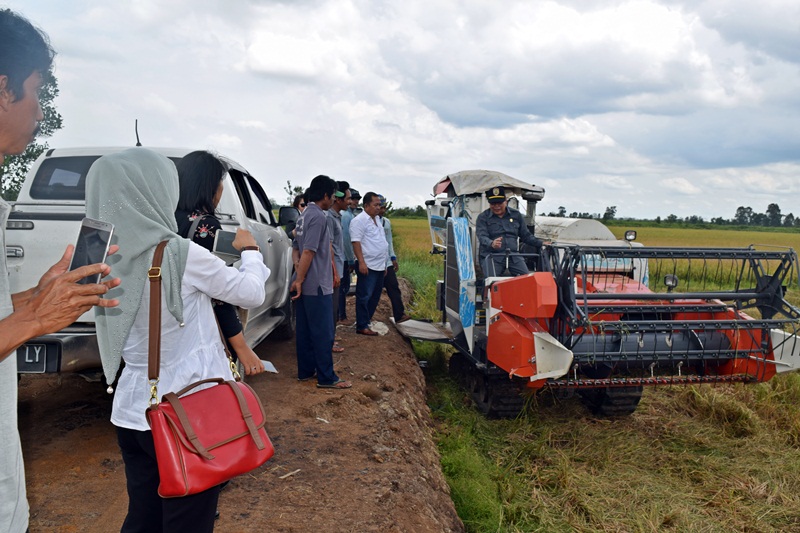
left=85, top=148, right=189, bottom=385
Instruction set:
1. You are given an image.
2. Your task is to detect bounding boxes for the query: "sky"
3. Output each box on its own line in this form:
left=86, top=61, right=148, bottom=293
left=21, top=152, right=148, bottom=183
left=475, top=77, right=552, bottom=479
left=7, top=0, right=800, bottom=219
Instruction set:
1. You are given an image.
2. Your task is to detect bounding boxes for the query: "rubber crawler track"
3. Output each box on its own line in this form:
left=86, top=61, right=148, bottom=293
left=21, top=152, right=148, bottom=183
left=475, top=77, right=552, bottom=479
left=578, top=386, right=644, bottom=417
left=449, top=353, right=527, bottom=418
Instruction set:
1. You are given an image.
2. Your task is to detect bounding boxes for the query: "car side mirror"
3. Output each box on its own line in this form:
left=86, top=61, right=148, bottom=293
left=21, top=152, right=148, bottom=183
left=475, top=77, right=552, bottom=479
left=278, top=206, right=299, bottom=226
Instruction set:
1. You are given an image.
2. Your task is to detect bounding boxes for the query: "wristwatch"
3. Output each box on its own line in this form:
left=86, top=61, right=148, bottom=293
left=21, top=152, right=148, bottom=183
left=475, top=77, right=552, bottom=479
left=241, top=246, right=260, bottom=252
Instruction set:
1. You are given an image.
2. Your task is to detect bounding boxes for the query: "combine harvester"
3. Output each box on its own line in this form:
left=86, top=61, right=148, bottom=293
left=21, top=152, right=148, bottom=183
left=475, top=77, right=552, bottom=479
left=396, top=170, right=800, bottom=417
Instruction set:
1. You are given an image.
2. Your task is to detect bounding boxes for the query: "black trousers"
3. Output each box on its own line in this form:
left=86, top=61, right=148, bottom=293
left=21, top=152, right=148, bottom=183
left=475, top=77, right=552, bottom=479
left=383, top=266, right=405, bottom=322
left=482, top=255, right=529, bottom=277
left=332, top=270, right=340, bottom=330
left=338, top=262, right=352, bottom=320
left=116, top=427, right=221, bottom=533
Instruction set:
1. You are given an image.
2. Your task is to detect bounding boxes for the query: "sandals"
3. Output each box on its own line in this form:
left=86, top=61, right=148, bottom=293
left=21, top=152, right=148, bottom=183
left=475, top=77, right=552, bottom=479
left=332, top=343, right=345, bottom=353
left=317, top=379, right=352, bottom=389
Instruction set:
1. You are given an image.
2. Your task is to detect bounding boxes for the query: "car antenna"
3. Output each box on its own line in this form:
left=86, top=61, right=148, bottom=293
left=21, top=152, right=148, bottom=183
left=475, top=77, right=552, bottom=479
left=135, top=119, right=142, bottom=146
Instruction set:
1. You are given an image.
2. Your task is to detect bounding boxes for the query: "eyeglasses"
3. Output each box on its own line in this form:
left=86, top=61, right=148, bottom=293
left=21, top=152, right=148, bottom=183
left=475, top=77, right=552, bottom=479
left=299, top=203, right=306, bottom=207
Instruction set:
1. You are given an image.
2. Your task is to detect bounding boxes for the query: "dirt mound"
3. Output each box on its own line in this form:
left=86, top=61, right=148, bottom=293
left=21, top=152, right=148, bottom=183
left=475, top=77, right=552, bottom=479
left=19, top=295, right=464, bottom=532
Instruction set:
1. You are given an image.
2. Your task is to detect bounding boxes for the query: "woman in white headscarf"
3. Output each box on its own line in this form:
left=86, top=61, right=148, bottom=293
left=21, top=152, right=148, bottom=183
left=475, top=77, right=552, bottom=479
left=86, top=148, right=269, bottom=533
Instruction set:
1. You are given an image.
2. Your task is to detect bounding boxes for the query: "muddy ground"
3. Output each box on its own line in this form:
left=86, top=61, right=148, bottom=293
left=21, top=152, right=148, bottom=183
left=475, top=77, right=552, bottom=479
left=19, top=293, right=464, bottom=532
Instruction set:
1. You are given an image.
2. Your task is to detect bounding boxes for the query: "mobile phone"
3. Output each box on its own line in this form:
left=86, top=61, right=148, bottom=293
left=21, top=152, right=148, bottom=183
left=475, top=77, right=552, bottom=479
left=213, top=230, right=241, bottom=262
left=69, top=217, right=114, bottom=284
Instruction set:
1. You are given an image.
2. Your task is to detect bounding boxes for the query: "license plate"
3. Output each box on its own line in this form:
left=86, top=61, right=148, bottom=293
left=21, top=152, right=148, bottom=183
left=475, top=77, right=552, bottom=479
left=17, top=343, right=47, bottom=373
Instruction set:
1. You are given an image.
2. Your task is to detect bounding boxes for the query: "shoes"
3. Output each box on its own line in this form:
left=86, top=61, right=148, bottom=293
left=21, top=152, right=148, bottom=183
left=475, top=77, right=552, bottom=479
left=357, top=328, right=378, bottom=336
left=317, top=378, right=352, bottom=389
left=297, top=372, right=317, bottom=382
left=338, top=318, right=354, bottom=326
left=332, top=343, right=345, bottom=353
left=396, top=315, right=412, bottom=323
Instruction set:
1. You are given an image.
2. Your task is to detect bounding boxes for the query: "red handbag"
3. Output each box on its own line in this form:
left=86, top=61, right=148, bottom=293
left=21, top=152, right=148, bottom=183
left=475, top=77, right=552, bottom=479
left=144, top=241, right=274, bottom=498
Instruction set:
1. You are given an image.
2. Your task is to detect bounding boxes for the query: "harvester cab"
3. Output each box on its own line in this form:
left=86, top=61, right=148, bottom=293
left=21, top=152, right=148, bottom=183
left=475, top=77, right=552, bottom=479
left=396, top=170, right=800, bottom=418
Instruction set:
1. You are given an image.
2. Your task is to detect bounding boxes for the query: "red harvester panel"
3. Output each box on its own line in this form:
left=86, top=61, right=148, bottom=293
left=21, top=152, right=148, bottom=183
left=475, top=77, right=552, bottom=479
left=489, top=272, right=558, bottom=319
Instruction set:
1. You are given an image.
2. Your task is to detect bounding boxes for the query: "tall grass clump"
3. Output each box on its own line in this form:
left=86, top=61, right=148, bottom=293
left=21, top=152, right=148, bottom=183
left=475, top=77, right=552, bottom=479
left=391, top=219, right=452, bottom=371
left=391, top=219, right=443, bottom=321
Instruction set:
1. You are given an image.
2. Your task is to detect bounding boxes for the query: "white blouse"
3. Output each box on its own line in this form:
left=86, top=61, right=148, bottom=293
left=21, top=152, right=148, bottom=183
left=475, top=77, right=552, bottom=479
left=111, top=243, right=269, bottom=431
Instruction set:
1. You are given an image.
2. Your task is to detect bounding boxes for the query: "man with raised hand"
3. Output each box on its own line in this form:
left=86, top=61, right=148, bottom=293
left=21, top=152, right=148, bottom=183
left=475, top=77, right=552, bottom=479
left=476, top=186, right=542, bottom=277
left=0, top=9, right=120, bottom=532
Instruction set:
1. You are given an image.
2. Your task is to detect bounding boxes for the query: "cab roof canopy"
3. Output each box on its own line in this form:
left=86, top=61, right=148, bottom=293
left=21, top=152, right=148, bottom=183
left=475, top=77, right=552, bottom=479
left=433, top=170, right=545, bottom=200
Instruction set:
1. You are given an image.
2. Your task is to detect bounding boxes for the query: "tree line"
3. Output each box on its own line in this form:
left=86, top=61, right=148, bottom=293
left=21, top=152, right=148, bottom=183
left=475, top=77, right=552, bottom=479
left=545, top=203, right=800, bottom=228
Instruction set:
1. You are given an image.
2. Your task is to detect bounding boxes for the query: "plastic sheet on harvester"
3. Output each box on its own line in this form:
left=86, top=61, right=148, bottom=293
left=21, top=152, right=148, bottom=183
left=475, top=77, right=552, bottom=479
left=394, top=319, right=453, bottom=343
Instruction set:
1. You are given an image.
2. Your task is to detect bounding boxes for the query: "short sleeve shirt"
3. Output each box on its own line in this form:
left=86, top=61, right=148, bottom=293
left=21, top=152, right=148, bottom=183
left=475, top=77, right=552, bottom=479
left=350, top=211, right=388, bottom=271
left=341, top=208, right=355, bottom=263
left=326, top=209, right=344, bottom=278
left=295, top=203, right=333, bottom=295
left=0, top=199, right=29, bottom=533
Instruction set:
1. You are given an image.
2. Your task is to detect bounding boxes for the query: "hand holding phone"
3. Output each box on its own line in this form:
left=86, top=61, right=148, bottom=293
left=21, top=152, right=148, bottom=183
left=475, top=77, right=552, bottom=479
left=232, top=228, right=257, bottom=250
left=213, top=230, right=239, bottom=257
left=214, top=229, right=259, bottom=264
left=69, top=217, right=114, bottom=284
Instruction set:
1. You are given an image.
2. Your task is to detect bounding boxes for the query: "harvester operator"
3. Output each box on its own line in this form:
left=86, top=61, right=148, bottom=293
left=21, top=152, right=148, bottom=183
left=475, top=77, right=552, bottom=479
left=476, top=186, right=542, bottom=277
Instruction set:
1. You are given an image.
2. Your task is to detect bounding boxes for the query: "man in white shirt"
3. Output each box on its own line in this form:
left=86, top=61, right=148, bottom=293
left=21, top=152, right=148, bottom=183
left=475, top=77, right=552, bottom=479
left=0, top=10, right=121, bottom=532
left=349, top=192, right=388, bottom=336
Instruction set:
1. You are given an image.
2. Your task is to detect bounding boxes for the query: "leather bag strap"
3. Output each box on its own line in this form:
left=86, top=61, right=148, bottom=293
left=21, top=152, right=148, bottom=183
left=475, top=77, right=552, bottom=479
left=148, top=241, right=169, bottom=381
left=162, top=391, right=216, bottom=460
left=226, top=381, right=266, bottom=450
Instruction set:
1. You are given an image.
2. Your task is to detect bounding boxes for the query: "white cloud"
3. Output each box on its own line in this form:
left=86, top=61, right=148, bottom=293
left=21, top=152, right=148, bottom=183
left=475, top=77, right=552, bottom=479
left=661, top=177, right=702, bottom=195
left=589, top=176, right=633, bottom=190
left=4, top=0, right=798, bottom=221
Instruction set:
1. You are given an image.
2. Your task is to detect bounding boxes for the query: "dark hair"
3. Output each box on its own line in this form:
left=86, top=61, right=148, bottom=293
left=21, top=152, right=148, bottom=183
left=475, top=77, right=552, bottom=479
left=0, top=9, right=55, bottom=101
left=337, top=181, right=350, bottom=194
left=176, top=150, right=226, bottom=214
left=292, top=193, right=306, bottom=209
left=306, top=175, right=336, bottom=203
left=363, top=191, right=380, bottom=207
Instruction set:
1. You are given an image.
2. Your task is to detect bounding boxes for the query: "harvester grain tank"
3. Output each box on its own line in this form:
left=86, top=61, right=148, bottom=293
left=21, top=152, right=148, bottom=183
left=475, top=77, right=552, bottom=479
left=396, top=170, right=800, bottom=417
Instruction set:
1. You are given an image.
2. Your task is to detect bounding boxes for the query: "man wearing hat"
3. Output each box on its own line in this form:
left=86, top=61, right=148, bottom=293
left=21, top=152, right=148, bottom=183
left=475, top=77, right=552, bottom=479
left=476, top=186, right=542, bottom=276
left=327, top=184, right=349, bottom=349
left=338, top=187, right=360, bottom=323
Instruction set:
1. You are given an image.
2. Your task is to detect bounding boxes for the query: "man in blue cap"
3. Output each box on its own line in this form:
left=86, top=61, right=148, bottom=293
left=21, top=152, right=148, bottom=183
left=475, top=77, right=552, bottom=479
left=475, top=186, right=542, bottom=277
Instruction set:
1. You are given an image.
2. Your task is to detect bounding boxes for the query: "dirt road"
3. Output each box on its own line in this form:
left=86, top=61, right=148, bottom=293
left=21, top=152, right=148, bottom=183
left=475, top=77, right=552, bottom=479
left=19, top=296, right=464, bottom=532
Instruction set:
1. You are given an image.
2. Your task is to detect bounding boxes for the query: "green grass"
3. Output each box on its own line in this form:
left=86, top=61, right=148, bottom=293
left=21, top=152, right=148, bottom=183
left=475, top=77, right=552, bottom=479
left=393, top=217, right=800, bottom=533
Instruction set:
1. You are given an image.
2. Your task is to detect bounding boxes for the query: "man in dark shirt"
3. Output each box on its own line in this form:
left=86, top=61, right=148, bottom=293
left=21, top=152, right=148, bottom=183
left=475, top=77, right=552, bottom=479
left=291, top=175, right=351, bottom=389
left=475, top=186, right=542, bottom=277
